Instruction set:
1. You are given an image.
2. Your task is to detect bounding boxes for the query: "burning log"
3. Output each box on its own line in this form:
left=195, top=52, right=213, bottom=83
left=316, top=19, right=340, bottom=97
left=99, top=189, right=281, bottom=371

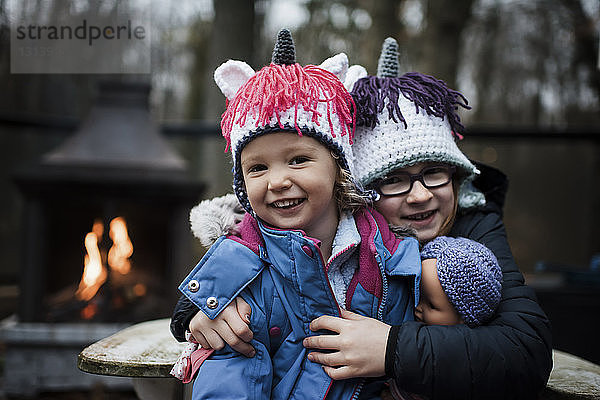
left=45, top=216, right=159, bottom=322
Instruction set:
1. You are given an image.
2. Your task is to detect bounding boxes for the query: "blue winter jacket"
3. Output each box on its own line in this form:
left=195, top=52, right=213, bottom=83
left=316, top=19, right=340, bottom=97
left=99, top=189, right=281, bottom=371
left=178, top=207, right=421, bottom=400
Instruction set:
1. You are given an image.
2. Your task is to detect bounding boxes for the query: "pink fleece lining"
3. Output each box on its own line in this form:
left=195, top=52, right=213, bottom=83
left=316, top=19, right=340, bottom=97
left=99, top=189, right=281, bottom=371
left=256, top=221, right=322, bottom=248
left=370, top=207, right=401, bottom=255
left=185, top=348, right=214, bottom=383
left=344, top=208, right=406, bottom=308
left=344, top=209, right=379, bottom=306
left=227, top=214, right=265, bottom=255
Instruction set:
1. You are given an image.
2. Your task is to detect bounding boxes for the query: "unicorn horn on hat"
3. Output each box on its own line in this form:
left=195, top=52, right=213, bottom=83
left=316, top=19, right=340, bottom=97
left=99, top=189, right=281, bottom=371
left=377, top=37, right=400, bottom=78
left=350, top=36, right=470, bottom=136
left=271, top=28, right=296, bottom=65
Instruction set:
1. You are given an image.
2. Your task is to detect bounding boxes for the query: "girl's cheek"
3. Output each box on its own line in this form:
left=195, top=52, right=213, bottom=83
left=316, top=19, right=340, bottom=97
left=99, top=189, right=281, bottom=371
left=374, top=198, right=403, bottom=224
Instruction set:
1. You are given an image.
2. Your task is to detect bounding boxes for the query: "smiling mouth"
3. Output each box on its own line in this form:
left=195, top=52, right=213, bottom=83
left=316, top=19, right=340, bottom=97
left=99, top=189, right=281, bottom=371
left=270, top=198, right=305, bottom=209
left=405, top=210, right=435, bottom=221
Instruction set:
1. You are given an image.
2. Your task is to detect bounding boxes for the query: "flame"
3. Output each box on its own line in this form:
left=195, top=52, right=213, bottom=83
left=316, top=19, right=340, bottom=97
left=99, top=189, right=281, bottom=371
left=75, top=230, right=107, bottom=302
left=92, top=218, right=104, bottom=241
left=108, top=217, right=133, bottom=274
left=75, top=217, right=135, bottom=316
left=81, top=303, right=99, bottom=320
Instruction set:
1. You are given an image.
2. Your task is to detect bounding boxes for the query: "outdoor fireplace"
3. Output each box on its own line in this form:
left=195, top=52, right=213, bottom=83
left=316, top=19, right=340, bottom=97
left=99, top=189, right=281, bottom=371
left=2, top=80, right=204, bottom=397
left=13, top=80, right=205, bottom=323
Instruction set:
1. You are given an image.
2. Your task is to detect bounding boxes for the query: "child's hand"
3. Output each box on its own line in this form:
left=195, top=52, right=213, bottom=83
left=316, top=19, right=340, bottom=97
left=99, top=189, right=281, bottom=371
left=303, top=309, right=390, bottom=379
left=189, top=297, right=255, bottom=357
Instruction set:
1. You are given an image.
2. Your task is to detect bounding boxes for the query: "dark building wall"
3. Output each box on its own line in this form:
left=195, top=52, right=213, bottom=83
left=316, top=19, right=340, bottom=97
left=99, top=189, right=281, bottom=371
left=461, top=135, right=600, bottom=272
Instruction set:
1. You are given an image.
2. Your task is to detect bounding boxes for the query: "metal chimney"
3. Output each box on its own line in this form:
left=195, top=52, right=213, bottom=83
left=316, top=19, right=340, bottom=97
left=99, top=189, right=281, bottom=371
left=43, top=80, right=186, bottom=172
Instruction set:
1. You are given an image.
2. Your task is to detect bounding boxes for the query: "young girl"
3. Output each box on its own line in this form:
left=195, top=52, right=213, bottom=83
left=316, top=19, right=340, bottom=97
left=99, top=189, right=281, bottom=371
left=174, top=29, right=421, bottom=399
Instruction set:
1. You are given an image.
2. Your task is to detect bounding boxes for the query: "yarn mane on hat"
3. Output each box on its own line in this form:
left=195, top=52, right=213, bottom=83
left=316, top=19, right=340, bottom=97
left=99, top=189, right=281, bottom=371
left=220, top=29, right=356, bottom=151
left=351, top=37, right=470, bottom=139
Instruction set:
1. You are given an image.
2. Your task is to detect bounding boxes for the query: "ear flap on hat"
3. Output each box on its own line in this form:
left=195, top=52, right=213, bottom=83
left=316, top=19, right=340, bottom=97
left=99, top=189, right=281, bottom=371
left=318, top=53, right=348, bottom=82
left=214, top=60, right=256, bottom=100
left=344, top=64, right=368, bottom=92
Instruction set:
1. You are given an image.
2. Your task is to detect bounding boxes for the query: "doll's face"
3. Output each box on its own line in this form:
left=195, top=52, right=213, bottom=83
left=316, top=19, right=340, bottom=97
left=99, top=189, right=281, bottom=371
left=414, top=258, right=462, bottom=326
left=373, top=163, right=455, bottom=243
left=241, top=131, right=339, bottom=241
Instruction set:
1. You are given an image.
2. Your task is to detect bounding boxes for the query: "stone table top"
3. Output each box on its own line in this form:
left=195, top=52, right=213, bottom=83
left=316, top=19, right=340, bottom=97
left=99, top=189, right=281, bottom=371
left=78, top=318, right=600, bottom=399
left=545, top=349, right=600, bottom=399
left=78, top=318, right=186, bottom=378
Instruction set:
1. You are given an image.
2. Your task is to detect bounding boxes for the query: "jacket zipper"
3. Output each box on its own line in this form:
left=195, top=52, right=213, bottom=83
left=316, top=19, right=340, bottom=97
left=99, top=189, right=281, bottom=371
left=349, top=251, right=388, bottom=400
left=314, top=242, right=343, bottom=400
left=313, top=241, right=388, bottom=400
left=327, top=243, right=357, bottom=270
left=317, top=241, right=377, bottom=400
left=375, top=252, right=389, bottom=320
left=315, top=244, right=343, bottom=317
left=350, top=380, right=365, bottom=400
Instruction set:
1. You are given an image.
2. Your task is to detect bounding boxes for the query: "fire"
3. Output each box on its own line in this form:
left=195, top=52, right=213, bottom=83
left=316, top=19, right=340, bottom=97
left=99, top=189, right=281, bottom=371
left=75, top=229, right=107, bottom=302
left=92, top=218, right=104, bottom=241
left=75, top=217, right=134, bottom=309
left=108, top=217, right=133, bottom=274
left=81, top=303, right=99, bottom=320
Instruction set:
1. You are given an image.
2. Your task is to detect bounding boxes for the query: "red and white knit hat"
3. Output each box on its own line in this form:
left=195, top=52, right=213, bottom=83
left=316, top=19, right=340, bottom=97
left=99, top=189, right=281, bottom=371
left=214, top=29, right=358, bottom=213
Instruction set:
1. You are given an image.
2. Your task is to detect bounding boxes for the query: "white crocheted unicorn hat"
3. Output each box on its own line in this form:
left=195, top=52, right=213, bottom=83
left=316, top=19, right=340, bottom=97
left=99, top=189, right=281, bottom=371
left=214, top=29, right=358, bottom=213
left=346, top=38, right=484, bottom=208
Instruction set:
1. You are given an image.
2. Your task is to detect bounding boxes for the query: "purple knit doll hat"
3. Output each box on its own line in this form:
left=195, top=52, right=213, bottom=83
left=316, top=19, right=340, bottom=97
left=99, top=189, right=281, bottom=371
left=421, top=236, right=502, bottom=327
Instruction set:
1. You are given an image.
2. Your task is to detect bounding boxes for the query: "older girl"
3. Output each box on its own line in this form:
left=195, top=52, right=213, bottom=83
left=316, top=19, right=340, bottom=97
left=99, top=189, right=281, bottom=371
left=303, top=38, right=553, bottom=399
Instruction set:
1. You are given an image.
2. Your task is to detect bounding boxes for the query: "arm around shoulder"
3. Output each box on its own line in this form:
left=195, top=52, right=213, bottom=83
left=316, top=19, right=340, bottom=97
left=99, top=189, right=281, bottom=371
left=170, top=294, right=198, bottom=342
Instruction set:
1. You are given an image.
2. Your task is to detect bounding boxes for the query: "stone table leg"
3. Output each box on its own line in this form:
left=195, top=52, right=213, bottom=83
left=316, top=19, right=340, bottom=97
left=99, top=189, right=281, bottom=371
left=131, top=377, right=183, bottom=400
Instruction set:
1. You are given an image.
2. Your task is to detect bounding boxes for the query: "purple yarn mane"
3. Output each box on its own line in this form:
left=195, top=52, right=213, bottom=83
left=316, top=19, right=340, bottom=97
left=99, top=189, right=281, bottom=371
left=351, top=72, right=471, bottom=138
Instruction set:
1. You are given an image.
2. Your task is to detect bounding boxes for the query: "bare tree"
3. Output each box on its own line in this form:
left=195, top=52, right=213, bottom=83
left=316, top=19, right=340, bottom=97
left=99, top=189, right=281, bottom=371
left=202, top=0, right=255, bottom=121
left=417, top=0, right=475, bottom=88
left=360, top=0, right=403, bottom=73
left=184, top=0, right=256, bottom=197
left=458, top=1, right=599, bottom=126
left=560, top=0, right=600, bottom=125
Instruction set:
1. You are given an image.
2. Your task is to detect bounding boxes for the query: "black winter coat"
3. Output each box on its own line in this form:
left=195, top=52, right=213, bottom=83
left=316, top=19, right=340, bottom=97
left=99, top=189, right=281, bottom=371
left=385, top=162, right=553, bottom=399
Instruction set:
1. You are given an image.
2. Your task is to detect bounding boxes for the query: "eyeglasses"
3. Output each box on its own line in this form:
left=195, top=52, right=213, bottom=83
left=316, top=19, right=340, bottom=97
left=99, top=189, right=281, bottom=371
left=374, top=165, right=456, bottom=196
